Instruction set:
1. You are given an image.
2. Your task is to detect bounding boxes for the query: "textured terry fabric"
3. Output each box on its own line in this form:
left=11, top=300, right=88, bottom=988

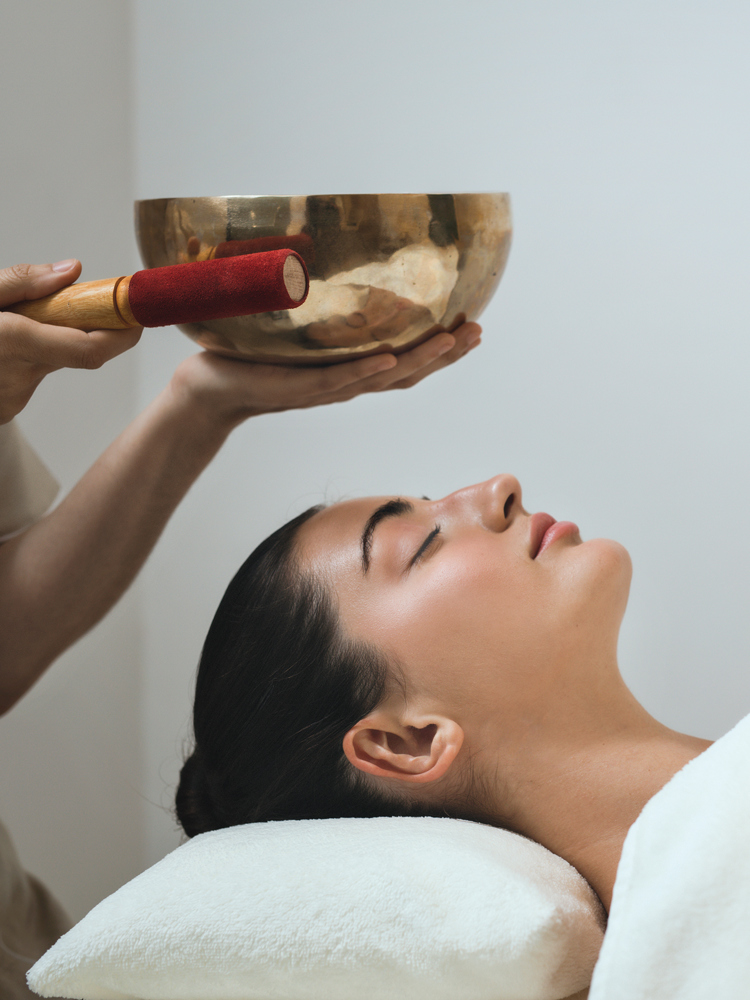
left=0, top=422, right=59, bottom=539
left=127, top=250, right=309, bottom=328
left=28, top=816, right=604, bottom=1000
left=0, top=820, right=71, bottom=1000
left=589, top=713, right=750, bottom=999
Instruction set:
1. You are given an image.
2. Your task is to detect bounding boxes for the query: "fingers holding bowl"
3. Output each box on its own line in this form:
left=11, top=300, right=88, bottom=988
left=300, top=323, right=482, bottom=408
left=373, top=322, right=482, bottom=391
left=172, top=321, right=483, bottom=420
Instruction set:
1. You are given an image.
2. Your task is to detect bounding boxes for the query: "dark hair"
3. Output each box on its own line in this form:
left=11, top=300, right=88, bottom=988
left=176, top=505, right=429, bottom=837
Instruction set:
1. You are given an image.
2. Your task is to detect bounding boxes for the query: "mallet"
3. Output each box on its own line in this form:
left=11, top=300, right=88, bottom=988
left=6, top=249, right=309, bottom=330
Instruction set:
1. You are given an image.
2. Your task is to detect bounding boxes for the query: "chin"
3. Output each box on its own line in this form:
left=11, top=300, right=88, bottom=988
left=566, top=536, right=632, bottom=621
left=585, top=535, right=631, bottom=571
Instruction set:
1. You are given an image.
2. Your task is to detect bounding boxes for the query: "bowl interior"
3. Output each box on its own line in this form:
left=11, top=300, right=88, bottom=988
left=135, top=193, right=512, bottom=364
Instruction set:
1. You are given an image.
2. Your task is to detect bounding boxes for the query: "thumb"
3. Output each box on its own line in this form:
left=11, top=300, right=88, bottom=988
left=0, top=260, right=82, bottom=309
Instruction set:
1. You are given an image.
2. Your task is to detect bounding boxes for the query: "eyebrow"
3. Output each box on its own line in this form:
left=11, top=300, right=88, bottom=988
left=361, top=498, right=414, bottom=573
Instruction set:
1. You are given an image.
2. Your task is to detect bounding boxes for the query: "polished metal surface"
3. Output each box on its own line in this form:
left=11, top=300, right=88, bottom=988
left=135, top=193, right=512, bottom=364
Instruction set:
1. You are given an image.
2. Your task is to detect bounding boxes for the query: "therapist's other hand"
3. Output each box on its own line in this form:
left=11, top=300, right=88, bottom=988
left=168, top=322, right=483, bottom=427
left=0, top=260, right=142, bottom=423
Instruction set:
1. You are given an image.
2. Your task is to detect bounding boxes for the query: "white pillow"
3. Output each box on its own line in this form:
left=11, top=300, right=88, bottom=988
left=28, top=817, right=605, bottom=1000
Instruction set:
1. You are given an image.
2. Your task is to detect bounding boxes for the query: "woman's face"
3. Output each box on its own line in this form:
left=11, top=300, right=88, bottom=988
left=296, top=475, right=632, bottom=739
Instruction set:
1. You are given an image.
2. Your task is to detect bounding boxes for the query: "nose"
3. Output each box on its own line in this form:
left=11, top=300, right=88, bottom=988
left=441, top=474, right=523, bottom=532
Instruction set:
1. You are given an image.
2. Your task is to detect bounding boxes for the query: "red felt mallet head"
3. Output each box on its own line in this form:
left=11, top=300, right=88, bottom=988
left=127, top=249, right=309, bottom=327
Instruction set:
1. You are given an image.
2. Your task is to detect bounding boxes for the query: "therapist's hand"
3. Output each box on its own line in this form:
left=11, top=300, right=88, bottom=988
left=0, top=260, right=142, bottom=423
left=167, top=322, right=483, bottom=427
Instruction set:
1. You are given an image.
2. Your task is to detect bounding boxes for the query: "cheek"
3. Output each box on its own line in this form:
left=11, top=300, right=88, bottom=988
left=348, top=540, right=632, bottom=701
left=354, top=555, right=547, bottom=688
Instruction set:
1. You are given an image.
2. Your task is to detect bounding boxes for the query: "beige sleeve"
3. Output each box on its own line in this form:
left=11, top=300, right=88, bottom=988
left=0, top=819, right=71, bottom=1000
left=0, top=423, right=59, bottom=539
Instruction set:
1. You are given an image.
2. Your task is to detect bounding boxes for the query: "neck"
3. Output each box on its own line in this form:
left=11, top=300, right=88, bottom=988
left=482, top=680, right=712, bottom=912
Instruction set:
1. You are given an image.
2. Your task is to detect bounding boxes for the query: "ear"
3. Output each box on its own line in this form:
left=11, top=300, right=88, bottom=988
left=342, top=710, right=463, bottom=784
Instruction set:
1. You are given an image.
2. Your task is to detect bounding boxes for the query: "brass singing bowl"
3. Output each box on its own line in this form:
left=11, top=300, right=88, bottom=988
left=135, top=193, right=512, bottom=364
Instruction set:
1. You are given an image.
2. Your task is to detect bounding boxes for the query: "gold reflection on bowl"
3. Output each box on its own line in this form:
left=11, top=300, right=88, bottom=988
left=135, top=193, right=511, bottom=364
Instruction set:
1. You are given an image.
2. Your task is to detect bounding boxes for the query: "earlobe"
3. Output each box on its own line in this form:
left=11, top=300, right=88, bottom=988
left=343, top=711, right=463, bottom=784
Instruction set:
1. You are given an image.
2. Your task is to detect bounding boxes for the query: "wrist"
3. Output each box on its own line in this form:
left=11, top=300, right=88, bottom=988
left=157, top=378, right=241, bottom=450
left=166, top=352, right=266, bottom=432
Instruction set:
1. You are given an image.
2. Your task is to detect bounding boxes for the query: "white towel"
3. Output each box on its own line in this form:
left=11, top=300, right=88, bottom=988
left=590, top=712, right=750, bottom=999
left=28, top=817, right=604, bottom=1000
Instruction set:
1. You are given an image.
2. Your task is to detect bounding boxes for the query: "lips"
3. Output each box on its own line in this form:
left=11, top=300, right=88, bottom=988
left=529, top=513, right=556, bottom=559
left=529, top=512, right=579, bottom=558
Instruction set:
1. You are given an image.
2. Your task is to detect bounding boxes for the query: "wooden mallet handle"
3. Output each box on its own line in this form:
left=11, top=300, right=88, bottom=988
left=9, top=275, right=136, bottom=329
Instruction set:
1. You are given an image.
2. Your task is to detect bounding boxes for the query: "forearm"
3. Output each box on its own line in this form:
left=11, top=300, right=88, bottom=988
left=0, top=383, right=233, bottom=713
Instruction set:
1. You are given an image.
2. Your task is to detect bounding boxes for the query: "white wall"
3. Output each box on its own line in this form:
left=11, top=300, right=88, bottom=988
left=134, top=0, right=750, bottom=867
left=0, top=1, right=144, bottom=920
left=3, top=0, right=750, bottom=919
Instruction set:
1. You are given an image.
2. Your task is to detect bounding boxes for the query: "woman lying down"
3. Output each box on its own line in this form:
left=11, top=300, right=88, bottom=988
left=176, top=465, right=747, bottom=994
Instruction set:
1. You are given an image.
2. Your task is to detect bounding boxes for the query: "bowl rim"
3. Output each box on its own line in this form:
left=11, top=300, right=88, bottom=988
left=134, top=191, right=511, bottom=204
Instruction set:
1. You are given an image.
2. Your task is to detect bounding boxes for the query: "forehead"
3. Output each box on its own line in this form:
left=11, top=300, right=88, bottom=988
left=296, top=496, right=395, bottom=575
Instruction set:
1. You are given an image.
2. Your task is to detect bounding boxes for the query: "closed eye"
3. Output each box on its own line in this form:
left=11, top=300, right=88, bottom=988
left=409, top=525, right=442, bottom=569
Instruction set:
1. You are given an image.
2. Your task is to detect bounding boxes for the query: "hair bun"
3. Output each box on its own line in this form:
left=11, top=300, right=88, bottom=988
left=176, top=747, right=222, bottom=838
